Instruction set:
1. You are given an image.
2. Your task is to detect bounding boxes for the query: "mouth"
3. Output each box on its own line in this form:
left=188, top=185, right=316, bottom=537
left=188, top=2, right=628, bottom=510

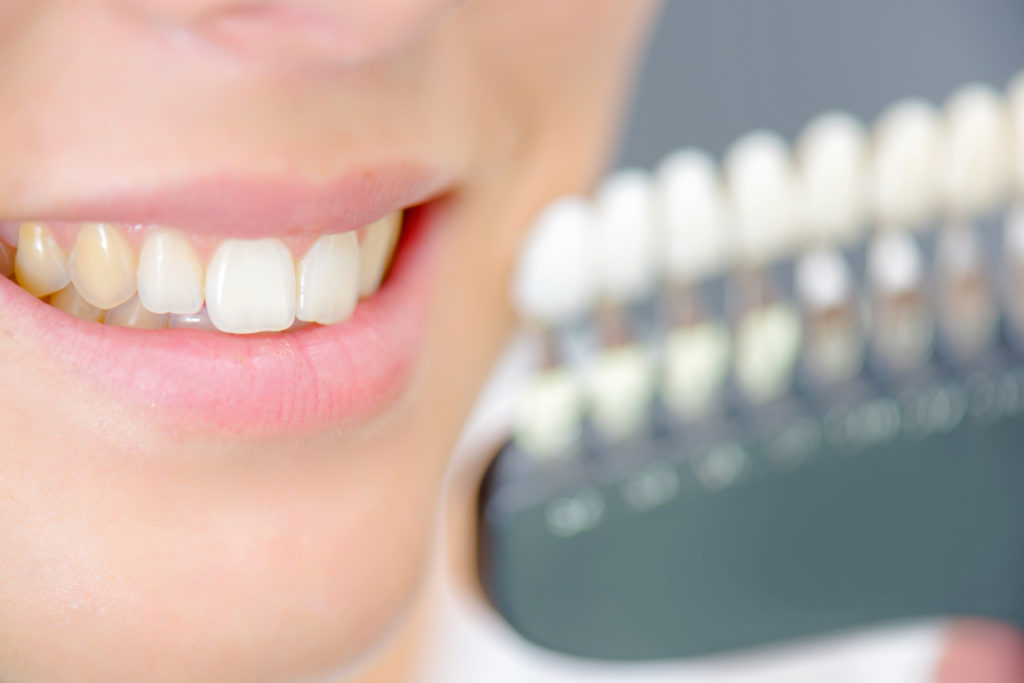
left=0, top=168, right=451, bottom=436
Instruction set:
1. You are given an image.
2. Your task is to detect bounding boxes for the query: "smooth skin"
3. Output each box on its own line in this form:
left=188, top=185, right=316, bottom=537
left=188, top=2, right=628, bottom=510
left=0, top=2, right=1014, bottom=681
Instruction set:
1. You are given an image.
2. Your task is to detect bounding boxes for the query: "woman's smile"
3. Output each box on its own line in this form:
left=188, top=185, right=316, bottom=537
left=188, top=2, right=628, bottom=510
left=0, top=168, right=452, bottom=434
left=0, top=1, right=659, bottom=680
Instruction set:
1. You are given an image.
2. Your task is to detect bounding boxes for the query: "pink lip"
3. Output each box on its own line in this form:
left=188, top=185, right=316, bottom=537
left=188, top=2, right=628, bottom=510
left=0, top=200, right=443, bottom=435
left=21, top=164, right=450, bottom=237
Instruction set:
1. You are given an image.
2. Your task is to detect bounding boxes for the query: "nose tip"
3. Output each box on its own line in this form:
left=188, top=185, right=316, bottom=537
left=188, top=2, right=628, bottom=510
left=123, top=0, right=457, bottom=67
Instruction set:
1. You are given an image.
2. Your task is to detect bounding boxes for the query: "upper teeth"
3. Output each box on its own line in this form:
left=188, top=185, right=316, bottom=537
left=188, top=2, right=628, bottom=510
left=1, top=212, right=403, bottom=334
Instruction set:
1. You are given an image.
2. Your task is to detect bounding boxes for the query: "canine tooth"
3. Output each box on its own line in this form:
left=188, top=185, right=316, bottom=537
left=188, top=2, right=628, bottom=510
left=104, top=295, right=168, bottom=329
left=870, top=99, right=941, bottom=230
left=358, top=213, right=401, bottom=296
left=941, top=83, right=1011, bottom=218
left=663, top=321, right=730, bottom=419
left=69, top=223, right=138, bottom=309
left=205, top=238, right=296, bottom=334
left=168, top=307, right=217, bottom=331
left=0, top=241, right=13, bottom=278
left=296, top=232, right=360, bottom=324
left=14, top=223, right=70, bottom=297
left=137, top=228, right=204, bottom=315
left=49, top=285, right=105, bottom=322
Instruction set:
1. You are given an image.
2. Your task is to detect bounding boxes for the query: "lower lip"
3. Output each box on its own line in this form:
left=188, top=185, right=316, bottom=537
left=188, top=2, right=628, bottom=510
left=0, top=203, right=443, bottom=436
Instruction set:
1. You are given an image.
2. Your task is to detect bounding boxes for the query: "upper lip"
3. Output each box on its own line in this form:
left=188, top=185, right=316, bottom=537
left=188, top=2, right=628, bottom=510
left=5, top=163, right=451, bottom=237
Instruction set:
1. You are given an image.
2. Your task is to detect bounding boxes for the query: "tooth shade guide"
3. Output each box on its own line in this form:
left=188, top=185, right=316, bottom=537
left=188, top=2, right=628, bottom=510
left=595, top=168, right=660, bottom=303
left=1009, top=69, right=1024, bottom=193
left=513, top=367, right=584, bottom=461
left=802, top=306, right=864, bottom=386
left=656, top=148, right=731, bottom=282
left=795, top=248, right=864, bottom=386
left=941, top=83, right=1012, bottom=219
left=796, top=111, right=869, bottom=245
left=935, top=224, right=997, bottom=359
left=586, top=344, right=655, bottom=442
left=663, top=321, right=731, bottom=421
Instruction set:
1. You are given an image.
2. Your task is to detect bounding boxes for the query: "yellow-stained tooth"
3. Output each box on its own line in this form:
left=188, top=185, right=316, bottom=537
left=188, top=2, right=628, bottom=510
left=14, top=223, right=71, bottom=297
left=49, top=285, right=105, bottom=322
left=0, top=241, right=14, bottom=279
left=70, top=223, right=138, bottom=309
left=358, top=212, right=402, bottom=296
left=105, top=295, right=169, bottom=330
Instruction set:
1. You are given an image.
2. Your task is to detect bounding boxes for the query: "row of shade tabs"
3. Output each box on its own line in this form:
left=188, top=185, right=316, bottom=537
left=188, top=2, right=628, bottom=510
left=510, top=74, right=1024, bottom=462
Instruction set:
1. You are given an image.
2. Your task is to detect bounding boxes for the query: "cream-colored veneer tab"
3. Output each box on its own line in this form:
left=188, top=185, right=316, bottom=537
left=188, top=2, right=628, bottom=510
left=69, top=223, right=138, bottom=309
left=14, top=223, right=71, bottom=297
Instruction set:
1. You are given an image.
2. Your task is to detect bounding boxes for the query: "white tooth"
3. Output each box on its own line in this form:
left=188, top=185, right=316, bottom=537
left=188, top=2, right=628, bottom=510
left=69, top=223, right=138, bottom=309
left=14, top=223, right=70, bottom=297
left=724, top=131, right=800, bottom=264
left=137, top=228, right=204, bottom=315
left=595, top=169, right=659, bottom=303
left=870, top=99, right=941, bottom=230
left=49, top=285, right=104, bottom=322
left=168, top=306, right=218, bottom=331
left=0, top=241, right=14, bottom=278
left=1011, top=70, right=1024, bottom=194
left=797, top=111, right=869, bottom=244
left=358, top=213, right=401, bottom=296
left=941, top=83, right=1011, bottom=218
left=104, top=295, right=169, bottom=329
left=511, top=197, right=597, bottom=325
left=295, top=232, right=359, bottom=325
left=656, top=148, right=731, bottom=283
left=205, top=238, right=295, bottom=334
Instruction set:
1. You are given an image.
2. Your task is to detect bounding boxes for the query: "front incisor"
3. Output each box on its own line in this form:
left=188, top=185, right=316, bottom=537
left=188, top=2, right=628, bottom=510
left=14, top=223, right=71, bottom=297
left=69, top=223, right=138, bottom=309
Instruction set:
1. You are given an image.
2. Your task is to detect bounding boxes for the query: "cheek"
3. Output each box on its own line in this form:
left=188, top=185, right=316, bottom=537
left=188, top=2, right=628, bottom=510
left=0, top=425, right=444, bottom=682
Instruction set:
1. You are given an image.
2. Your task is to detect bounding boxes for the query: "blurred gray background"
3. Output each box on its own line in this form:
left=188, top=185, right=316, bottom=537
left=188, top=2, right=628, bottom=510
left=618, top=0, right=1024, bottom=167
